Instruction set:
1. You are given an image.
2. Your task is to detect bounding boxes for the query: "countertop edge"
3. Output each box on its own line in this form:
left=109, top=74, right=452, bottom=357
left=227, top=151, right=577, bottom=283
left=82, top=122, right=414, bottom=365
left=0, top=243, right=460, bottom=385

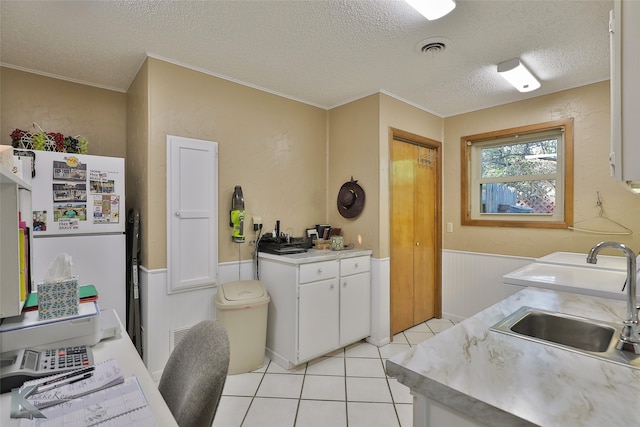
left=258, top=248, right=372, bottom=264
left=386, top=359, right=536, bottom=427
left=384, top=287, right=640, bottom=426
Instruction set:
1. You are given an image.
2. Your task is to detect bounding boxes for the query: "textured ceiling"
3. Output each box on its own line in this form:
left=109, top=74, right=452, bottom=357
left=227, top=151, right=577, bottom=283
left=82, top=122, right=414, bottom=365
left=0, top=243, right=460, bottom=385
left=0, top=0, right=612, bottom=117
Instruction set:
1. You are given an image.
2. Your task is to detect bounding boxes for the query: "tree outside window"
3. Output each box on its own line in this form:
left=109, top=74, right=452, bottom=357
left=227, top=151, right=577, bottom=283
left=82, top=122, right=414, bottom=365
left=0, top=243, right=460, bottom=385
left=461, top=119, right=574, bottom=228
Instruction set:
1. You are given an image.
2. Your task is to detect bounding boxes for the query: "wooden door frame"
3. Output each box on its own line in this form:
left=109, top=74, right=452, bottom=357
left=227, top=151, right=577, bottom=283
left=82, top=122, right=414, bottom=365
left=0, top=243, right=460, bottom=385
left=389, top=127, right=443, bottom=334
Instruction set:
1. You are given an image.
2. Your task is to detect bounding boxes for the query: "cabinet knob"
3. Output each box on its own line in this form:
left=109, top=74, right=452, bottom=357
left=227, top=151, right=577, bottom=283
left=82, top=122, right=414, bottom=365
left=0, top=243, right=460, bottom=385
left=317, top=268, right=323, bottom=274
left=343, top=281, right=347, bottom=287
left=354, top=263, right=359, bottom=268
left=416, top=242, right=420, bottom=246
left=330, top=284, right=335, bottom=289
left=175, top=211, right=180, bottom=217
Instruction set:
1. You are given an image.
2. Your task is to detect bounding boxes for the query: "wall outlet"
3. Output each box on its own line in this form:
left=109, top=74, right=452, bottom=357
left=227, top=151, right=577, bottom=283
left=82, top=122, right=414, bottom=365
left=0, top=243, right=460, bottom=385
left=253, top=216, right=262, bottom=231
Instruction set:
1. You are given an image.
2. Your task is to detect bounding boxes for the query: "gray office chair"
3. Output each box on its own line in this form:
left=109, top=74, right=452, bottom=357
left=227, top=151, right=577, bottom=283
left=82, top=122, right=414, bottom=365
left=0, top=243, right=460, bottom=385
left=158, top=320, right=230, bottom=427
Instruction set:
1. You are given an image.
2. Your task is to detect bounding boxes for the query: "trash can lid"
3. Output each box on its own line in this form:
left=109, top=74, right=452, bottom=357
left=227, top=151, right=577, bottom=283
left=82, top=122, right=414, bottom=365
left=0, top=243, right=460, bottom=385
left=219, top=280, right=266, bottom=302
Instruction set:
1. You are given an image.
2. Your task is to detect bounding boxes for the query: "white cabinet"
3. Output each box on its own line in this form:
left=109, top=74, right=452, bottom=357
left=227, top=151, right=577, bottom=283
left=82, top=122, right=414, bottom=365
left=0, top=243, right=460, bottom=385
left=339, top=256, right=371, bottom=346
left=610, top=0, right=640, bottom=193
left=298, top=278, right=339, bottom=361
left=0, top=165, right=31, bottom=319
left=259, top=250, right=371, bottom=369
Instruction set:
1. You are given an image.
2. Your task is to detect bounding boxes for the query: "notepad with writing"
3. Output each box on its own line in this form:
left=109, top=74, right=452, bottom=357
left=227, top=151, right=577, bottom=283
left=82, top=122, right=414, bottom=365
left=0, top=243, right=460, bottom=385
left=19, top=376, right=157, bottom=427
left=22, top=358, right=124, bottom=410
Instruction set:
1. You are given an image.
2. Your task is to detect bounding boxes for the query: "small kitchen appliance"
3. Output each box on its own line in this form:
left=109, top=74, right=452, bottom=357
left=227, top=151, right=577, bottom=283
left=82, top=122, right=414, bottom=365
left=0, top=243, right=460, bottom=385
left=230, top=186, right=245, bottom=242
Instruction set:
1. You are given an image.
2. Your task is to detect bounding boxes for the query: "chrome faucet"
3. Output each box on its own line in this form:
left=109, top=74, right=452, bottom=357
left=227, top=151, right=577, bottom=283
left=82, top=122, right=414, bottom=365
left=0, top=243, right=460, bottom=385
left=587, top=241, right=640, bottom=354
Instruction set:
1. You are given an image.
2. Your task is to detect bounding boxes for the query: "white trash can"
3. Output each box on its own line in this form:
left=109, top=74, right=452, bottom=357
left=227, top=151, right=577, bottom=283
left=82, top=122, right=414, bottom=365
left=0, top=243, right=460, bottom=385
left=215, top=280, right=270, bottom=375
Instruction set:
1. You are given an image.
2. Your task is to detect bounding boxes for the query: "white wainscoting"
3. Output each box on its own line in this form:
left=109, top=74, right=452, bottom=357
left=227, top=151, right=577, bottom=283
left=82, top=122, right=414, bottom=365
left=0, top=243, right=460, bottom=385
left=441, top=250, right=532, bottom=322
left=218, top=259, right=256, bottom=283
left=139, top=260, right=256, bottom=380
left=140, top=251, right=526, bottom=378
left=368, top=257, right=390, bottom=347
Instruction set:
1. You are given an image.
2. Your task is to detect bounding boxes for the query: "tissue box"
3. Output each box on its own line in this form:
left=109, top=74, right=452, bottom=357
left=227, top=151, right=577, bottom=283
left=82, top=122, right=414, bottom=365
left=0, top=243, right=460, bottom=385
left=37, top=276, right=79, bottom=320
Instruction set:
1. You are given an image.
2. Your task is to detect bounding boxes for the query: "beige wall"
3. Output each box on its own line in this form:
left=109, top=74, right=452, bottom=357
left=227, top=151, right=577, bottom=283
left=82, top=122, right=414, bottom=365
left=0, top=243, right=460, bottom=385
left=327, top=93, right=443, bottom=259
left=328, top=94, right=380, bottom=256
left=145, top=58, right=328, bottom=268
left=443, top=81, right=640, bottom=257
left=5, top=65, right=637, bottom=268
left=126, top=60, right=150, bottom=265
left=0, top=67, right=126, bottom=158
left=378, top=94, right=444, bottom=258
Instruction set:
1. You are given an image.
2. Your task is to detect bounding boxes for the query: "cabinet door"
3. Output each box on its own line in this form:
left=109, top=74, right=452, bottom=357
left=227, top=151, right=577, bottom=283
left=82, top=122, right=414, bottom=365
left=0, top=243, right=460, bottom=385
left=298, top=279, right=339, bottom=362
left=340, top=272, right=371, bottom=346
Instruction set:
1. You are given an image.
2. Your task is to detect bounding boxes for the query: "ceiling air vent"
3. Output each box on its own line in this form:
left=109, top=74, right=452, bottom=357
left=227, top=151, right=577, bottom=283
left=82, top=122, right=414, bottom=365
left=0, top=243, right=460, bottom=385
left=415, top=37, right=451, bottom=55
left=422, top=42, right=446, bottom=54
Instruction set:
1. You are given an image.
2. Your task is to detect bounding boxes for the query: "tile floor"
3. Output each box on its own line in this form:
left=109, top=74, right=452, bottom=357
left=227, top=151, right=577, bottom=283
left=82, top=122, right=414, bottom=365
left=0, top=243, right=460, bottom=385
left=212, top=317, right=456, bottom=427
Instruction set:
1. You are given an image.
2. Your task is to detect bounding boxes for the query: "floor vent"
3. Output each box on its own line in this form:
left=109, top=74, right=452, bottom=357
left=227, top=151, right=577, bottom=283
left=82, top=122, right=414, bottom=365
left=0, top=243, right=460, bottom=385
left=170, top=325, right=193, bottom=352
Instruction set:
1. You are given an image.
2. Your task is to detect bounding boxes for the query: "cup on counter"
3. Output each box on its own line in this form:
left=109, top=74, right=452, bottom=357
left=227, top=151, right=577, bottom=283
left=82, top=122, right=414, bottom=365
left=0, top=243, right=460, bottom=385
left=330, top=236, right=344, bottom=251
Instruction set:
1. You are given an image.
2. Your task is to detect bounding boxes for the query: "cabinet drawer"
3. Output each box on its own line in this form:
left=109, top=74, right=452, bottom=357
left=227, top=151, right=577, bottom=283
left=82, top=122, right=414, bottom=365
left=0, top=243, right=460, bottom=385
left=299, top=260, right=338, bottom=284
left=340, top=256, right=370, bottom=276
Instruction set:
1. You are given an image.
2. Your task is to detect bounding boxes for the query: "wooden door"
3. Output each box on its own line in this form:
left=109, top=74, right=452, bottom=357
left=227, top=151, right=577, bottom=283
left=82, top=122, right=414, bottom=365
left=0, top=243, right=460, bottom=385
left=413, top=145, right=437, bottom=323
left=390, top=140, right=417, bottom=333
left=390, top=129, right=441, bottom=336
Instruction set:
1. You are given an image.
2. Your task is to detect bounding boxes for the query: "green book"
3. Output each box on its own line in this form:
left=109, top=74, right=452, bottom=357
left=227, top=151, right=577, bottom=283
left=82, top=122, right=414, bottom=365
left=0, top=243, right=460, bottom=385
left=23, top=284, right=98, bottom=311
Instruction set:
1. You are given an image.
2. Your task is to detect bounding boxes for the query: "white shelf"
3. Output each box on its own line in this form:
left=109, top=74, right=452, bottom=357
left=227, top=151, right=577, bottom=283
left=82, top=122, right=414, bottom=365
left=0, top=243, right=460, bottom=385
left=0, top=165, right=31, bottom=319
left=0, top=164, right=30, bottom=190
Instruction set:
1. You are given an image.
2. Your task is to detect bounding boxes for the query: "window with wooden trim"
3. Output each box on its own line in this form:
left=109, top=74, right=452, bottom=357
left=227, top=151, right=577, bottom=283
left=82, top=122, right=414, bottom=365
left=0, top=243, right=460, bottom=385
left=461, top=119, right=574, bottom=228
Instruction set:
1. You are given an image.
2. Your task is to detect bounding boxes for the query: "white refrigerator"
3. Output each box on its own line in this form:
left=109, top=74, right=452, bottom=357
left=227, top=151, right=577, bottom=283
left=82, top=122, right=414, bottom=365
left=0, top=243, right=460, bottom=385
left=29, top=151, right=126, bottom=322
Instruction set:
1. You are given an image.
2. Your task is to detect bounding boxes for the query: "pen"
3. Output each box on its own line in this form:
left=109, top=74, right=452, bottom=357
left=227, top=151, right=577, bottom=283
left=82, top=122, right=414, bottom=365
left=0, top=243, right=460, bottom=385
left=36, top=372, right=93, bottom=393
left=39, top=366, right=95, bottom=387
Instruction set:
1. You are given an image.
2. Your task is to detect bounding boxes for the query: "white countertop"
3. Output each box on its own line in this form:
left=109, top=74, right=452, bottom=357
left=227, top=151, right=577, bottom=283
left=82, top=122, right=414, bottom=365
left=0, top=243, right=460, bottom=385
left=386, top=287, right=640, bottom=427
left=258, top=248, right=372, bottom=264
left=1, top=310, right=177, bottom=426
left=503, top=263, right=630, bottom=301
left=536, top=251, right=627, bottom=271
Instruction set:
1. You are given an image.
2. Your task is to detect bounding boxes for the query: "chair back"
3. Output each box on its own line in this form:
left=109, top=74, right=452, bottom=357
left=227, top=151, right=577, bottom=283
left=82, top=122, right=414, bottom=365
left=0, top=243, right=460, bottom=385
left=159, top=320, right=230, bottom=427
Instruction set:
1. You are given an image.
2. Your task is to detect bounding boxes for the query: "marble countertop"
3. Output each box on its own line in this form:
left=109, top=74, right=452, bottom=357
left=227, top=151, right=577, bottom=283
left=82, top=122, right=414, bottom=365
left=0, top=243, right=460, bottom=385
left=386, top=287, right=640, bottom=427
left=258, top=248, right=372, bottom=264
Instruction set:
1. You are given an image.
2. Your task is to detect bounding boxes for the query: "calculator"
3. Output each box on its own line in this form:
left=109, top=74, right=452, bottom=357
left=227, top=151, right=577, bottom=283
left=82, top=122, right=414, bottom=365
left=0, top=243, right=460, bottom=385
left=0, top=345, right=94, bottom=393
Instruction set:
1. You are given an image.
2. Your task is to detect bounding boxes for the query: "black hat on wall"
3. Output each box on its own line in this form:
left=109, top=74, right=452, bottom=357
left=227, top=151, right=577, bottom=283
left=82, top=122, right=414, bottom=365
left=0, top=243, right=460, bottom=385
left=337, top=177, right=365, bottom=219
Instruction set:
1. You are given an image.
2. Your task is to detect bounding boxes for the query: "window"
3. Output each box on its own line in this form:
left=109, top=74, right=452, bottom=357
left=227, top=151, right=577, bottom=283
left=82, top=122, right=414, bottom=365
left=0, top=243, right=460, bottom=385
left=461, top=119, right=573, bottom=228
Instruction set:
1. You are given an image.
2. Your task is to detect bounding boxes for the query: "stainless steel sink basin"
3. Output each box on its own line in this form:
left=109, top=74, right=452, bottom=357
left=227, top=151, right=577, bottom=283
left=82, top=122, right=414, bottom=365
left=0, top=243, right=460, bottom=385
left=490, top=306, right=640, bottom=369
left=509, top=309, right=615, bottom=352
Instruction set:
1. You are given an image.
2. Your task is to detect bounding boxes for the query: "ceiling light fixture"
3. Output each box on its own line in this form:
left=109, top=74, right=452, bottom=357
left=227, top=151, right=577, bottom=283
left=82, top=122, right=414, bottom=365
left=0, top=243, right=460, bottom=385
left=405, top=0, right=456, bottom=21
left=497, top=58, right=541, bottom=93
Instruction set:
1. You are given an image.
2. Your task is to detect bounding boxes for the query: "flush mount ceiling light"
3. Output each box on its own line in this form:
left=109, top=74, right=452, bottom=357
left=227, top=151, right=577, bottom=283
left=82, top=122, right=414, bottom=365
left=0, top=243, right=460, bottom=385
left=405, top=0, right=456, bottom=20
left=497, top=58, right=541, bottom=93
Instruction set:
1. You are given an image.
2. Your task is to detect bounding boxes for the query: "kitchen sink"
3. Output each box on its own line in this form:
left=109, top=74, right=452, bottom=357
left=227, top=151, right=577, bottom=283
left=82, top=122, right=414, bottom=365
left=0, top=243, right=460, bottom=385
left=490, top=306, right=640, bottom=369
left=509, top=309, right=615, bottom=352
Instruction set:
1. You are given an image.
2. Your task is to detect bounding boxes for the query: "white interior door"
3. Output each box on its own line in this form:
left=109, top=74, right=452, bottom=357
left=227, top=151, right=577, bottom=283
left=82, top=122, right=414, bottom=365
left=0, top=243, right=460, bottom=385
left=166, top=135, right=218, bottom=294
